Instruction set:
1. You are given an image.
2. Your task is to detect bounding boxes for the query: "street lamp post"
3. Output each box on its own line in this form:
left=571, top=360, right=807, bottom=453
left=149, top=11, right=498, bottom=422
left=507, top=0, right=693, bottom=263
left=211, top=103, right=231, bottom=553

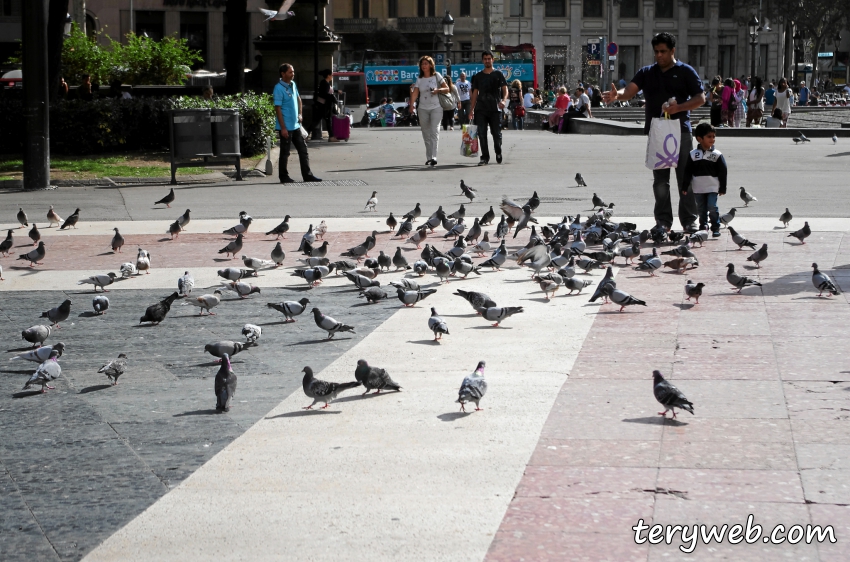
left=748, top=16, right=760, bottom=80
left=442, top=10, right=454, bottom=81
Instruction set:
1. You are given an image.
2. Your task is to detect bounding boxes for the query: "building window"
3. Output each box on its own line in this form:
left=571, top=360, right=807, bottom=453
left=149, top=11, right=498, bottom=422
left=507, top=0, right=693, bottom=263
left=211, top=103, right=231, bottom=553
left=719, top=0, right=734, bottom=18
left=687, top=45, right=706, bottom=76
left=389, top=0, right=398, bottom=18
left=545, top=0, right=565, bottom=18
left=353, top=0, right=369, bottom=18
left=655, top=0, right=673, bottom=18
left=718, top=45, right=735, bottom=77
left=461, top=42, right=472, bottom=62
left=428, top=0, right=435, bottom=16
left=135, top=11, right=165, bottom=41
left=353, top=0, right=359, bottom=18
left=619, top=0, right=639, bottom=18
left=583, top=0, right=602, bottom=18
left=510, top=0, right=524, bottom=18
left=3, top=0, right=11, bottom=17
left=417, top=0, right=434, bottom=16
left=180, top=11, right=207, bottom=69
left=688, top=0, right=704, bottom=19
left=460, top=0, right=470, bottom=17
left=758, top=44, right=768, bottom=79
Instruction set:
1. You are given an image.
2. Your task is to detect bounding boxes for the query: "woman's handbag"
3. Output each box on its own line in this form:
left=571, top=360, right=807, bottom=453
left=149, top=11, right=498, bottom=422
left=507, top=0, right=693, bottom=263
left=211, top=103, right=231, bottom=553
left=438, top=90, right=456, bottom=111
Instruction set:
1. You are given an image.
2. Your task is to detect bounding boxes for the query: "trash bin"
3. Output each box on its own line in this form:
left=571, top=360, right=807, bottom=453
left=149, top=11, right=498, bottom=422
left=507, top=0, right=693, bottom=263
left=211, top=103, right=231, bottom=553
left=170, top=109, right=213, bottom=158
left=211, top=108, right=241, bottom=156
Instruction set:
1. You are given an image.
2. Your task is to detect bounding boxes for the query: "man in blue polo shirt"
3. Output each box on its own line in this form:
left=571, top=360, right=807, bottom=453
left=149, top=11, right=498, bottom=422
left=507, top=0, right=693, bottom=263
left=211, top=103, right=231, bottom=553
left=603, top=33, right=704, bottom=232
left=274, top=63, right=321, bottom=184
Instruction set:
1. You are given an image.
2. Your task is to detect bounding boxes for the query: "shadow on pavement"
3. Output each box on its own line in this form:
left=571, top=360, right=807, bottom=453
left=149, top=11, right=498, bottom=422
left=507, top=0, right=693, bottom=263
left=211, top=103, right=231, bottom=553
left=438, top=411, right=472, bottom=422
left=173, top=409, right=221, bottom=417
left=267, top=409, right=341, bottom=418
left=623, top=416, right=688, bottom=427
left=79, top=384, right=113, bottom=394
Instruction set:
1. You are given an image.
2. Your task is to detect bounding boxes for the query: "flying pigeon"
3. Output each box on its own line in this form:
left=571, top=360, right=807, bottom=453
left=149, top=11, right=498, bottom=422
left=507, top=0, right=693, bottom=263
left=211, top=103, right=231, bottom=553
left=779, top=208, right=792, bottom=228
left=575, top=173, right=587, bottom=187
left=739, top=186, right=757, bottom=207
left=456, top=361, right=487, bottom=412
left=135, top=248, right=151, bottom=274
left=40, top=299, right=71, bottom=327
left=214, top=353, right=237, bottom=412
left=182, top=290, right=223, bottom=315
left=139, top=292, right=179, bottom=325
left=260, top=0, right=296, bottom=22
left=155, top=188, right=175, bottom=208
left=311, top=308, right=355, bottom=339
left=267, top=298, right=310, bottom=322
left=47, top=206, right=62, bottom=227
left=10, top=342, right=65, bottom=363
left=684, top=280, right=704, bottom=304
left=653, top=370, right=694, bottom=418
left=811, top=263, right=841, bottom=297
left=727, top=226, right=756, bottom=250
left=242, top=324, right=262, bottom=343
left=111, top=228, right=124, bottom=253
left=92, top=295, right=109, bottom=315
left=301, top=366, right=361, bottom=409
left=22, top=350, right=62, bottom=393
left=266, top=215, right=291, bottom=238
left=460, top=180, right=476, bottom=202
left=78, top=272, right=116, bottom=292
left=746, top=244, right=769, bottom=268
left=60, top=208, right=80, bottom=230
left=21, top=325, right=52, bottom=348
left=98, top=353, right=127, bottom=385
left=725, top=263, right=762, bottom=293
left=787, top=221, right=811, bottom=244
left=17, top=241, right=45, bottom=266
left=354, top=359, right=402, bottom=395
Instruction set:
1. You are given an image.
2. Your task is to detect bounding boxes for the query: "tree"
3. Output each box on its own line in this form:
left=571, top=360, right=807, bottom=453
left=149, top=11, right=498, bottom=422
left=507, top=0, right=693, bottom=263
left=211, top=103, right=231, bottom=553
left=225, top=0, right=248, bottom=94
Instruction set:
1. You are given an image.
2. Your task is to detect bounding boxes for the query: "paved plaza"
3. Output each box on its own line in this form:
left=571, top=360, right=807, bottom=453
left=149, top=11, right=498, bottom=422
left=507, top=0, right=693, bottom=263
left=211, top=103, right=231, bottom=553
left=1, top=128, right=849, bottom=561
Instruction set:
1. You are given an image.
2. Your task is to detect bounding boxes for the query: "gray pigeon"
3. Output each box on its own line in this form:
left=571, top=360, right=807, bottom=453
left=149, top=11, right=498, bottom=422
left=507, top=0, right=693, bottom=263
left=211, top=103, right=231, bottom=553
left=428, top=307, right=449, bottom=341
left=746, top=244, right=769, bottom=268
left=28, top=223, right=40, bottom=246
left=178, top=271, right=195, bottom=296
left=739, top=187, right=757, bottom=207
left=358, top=287, right=388, bottom=304
left=779, top=208, right=792, bottom=228
left=215, top=353, right=237, bottom=412
left=460, top=180, right=477, bottom=202
left=364, top=190, right=378, bottom=211
left=390, top=279, right=420, bottom=291
left=0, top=230, right=13, bottom=256
left=609, top=289, right=647, bottom=312
left=343, top=270, right=379, bottom=289
left=182, top=291, right=223, bottom=315
left=392, top=247, right=410, bottom=270
left=22, top=350, right=62, bottom=393
left=267, top=298, right=310, bottom=322
left=726, top=263, right=762, bottom=293
left=17, top=207, right=28, bottom=228
left=204, top=341, right=245, bottom=362
left=92, top=295, right=109, bottom=315
left=242, top=324, right=262, bottom=343
left=456, top=361, right=487, bottom=412
left=301, top=366, right=361, bottom=409
left=218, top=267, right=255, bottom=281
left=634, top=254, right=662, bottom=277
left=787, top=221, right=811, bottom=244
left=495, top=215, right=509, bottom=239
left=98, top=353, right=127, bottom=385
left=40, top=299, right=71, bottom=327
left=21, top=325, right=52, bottom=348
left=311, top=308, right=355, bottom=339
left=811, top=263, right=841, bottom=297
left=218, top=234, right=243, bottom=258
left=727, top=227, right=756, bottom=250
left=454, top=289, right=497, bottom=311
left=719, top=208, right=736, bottom=227
left=291, top=267, right=324, bottom=287
left=448, top=204, right=466, bottom=220
left=592, top=193, right=606, bottom=208
left=479, top=240, right=508, bottom=270
left=397, top=287, right=437, bottom=307
left=266, top=215, right=291, bottom=238
left=433, top=257, right=452, bottom=283
left=177, top=209, right=191, bottom=229
left=111, top=228, right=124, bottom=253
left=168, top=221, right=182, bottom=239
left=575, top=173, right=587, bottom=187
left=155, top=188, right=175, bottom=208
left=18, top=241, right=45, bottom=266
left=354, top=359, right=402, bottom=394
left=242, top=255, right=275, bottom=272
left=588, top=266, right=615, bottom=303
left=653, top=370, right=694, bottom=418
left=60, top=208, right=80, bottom=230
left=10, top=342, right=65, bottom=363
left=684, top=280, right=704, bottom=304
left=476, top=306, right=523, bottom=327
left=78, top=272, right=117, bottom=292
left=564, top=277, right=593, bottom=294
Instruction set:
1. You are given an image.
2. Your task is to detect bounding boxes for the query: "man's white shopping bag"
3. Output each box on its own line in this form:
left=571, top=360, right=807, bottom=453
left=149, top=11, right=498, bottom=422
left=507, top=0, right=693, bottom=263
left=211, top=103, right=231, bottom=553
left=645, top=114, right=681, bottom=170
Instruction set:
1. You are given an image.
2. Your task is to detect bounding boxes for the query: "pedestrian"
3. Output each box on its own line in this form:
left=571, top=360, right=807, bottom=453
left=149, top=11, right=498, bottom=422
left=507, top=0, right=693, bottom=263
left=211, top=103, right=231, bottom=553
left=409, top=55, right=450, bottom=167
left=441, top=76, right=460, bottom=131
left=720, top=78, right=736, bottom=127
left=57, top=76, right=68, bottom=99
left=310, top=69, right=339, bottom=142
left=469, top=50, right=509, bottom=166
left=508, top=79, right=522, bottom=111
left=771, top=77, right=793, bottom=128
left=201, top=84, right=214, bottom=100
left=548, top=86, right=570, bottom=130
left=602, top=32, right=703, bottom=233
left=523, top=87, right=535, bottom=109
left=571, top=86, right=592, bottom=118
left=764, top=81, right=776, bottom=108
left=708, top=77, right=722, bottom=127
left=273, top=63, right=322, bottom=184
left=512, top=100, right=525, bottom=130
left=797, top=81, right=810, bottom=106
left=382, top=97, right=399, bottom=127
left=733, top=79, right=746, bottom=128
left=456, top=72, right=472, bottom=125
left=746, top=76, right=764, bottom=127
left=79, top=73, right=93, bottom=101
left=682, top=123, right=726, bottom=237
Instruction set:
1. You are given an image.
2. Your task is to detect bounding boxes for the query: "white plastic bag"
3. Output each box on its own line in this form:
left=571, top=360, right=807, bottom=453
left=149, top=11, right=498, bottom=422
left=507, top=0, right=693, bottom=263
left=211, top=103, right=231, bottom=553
left=645, top=115, right=681, bottom=170
left=460, top=124, right=479, bottom=157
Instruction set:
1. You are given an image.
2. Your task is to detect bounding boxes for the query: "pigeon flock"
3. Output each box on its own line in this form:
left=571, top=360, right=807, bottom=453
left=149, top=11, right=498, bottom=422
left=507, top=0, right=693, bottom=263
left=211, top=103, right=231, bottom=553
left=5, top=176, right=843, bottom=418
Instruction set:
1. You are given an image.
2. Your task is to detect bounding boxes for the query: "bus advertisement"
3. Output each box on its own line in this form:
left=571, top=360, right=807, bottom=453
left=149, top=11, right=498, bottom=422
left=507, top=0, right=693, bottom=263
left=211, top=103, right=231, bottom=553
left=365, top=62, right=535, bottom=86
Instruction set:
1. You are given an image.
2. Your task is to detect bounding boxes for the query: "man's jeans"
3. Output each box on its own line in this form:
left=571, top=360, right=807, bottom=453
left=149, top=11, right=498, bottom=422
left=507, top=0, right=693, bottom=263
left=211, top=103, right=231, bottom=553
left=651, top=131, right=697, bottom=229
left=459, top=100, right=471, bottom=125
left=474, top=110, right=502, bottom=161
left=694, top=191, right=720, bottom=232
left=512, top=116, right=524, bottom=130
left=279, top=129, right=312, bottom=181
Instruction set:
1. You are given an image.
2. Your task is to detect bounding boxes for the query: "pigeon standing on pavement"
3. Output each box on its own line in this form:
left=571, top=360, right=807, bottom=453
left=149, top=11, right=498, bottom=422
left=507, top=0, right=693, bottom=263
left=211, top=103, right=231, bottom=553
left=242, top=324, right=262, bottom=343
left=40, top=299, right=71, bottom=327
left=218, top=234, right=243, bottom=258
left=17, top=241, right=45, bottom=266
left=176, top=209, right=191, bottom=230
left=354, top=359, right=401, bottom=394
left=564, top=277, right=593, bottom=294
left=479, top=206, right=495, bottom=226
left=267, top=298, right=310, bottom=322
left=168, top=221, right=182, bottom=239
left=575, top=173, right=587, bottom=187
left=98, top=354, right=127, bottom=385
left=476, top=305, right=523, bottom=327
left=454, top=289, right=497, bottom=312
left=301, top=366, right=361, bottom=409
left=311, top=308, right=356, bottom=339
left=684, top=280, right=704, bottom=304
left=111, top=228, right=124, bottom=253
left=364, top=190, right=378, bottom=211
left=178, top=271, right=194, bottom=296
left=204, top=341, right=245, bottom=362
left=22, top=350, right=62, bottom=393
left=47, top=206, right=62, bottom=227
left=155, top=188, right=175, bottom=208
left=60, top=208, right=80, bottom=230
left=726, top=263, right=762, bottom=293
left=588, top=266, right=616, bottom=303
left=719, top=208, right=736, bottom=227
left=182, top=290, right=223, bottom=315
left=456, top=361, right=487, bottom=412
left=28, top=224, right=40, bottom=246
left=78, top=272, right=117, bottom=292
left=0, top=229, right=13, bottom=257
left=591, top=193, right=606, bottom=208
left=739, top=187, right=757, bottom=207
left=746, top=244, right=769, bottom=268
left=428, top=307, right=449, bottom=341
left=832, top=135, right=838, bottom=144
left=787, top=221, right=811, bottom=244
left=16, top=207, right=28, bottom=228
left=266, top=215, right=291, bottom=238
left=92, top=295, right=109, bottom=315
left=271, top=242, right=286, bottom=266
left=396, top=287, right=437, bottom=307
left=221, top=281, right=261, bottom=299
left=779, top=208, right=793, bottom=228
left=139, top=292, right=179, bottom=325
left=10, top=342, right=65, bottom=363
left=653, top=370, right=694, bottom=418
left=136, top=248, right=151, bottom=274
left=727, top=226, right=756, bottom=250
left=21, top=325, right=52, bottom=347
left=811, top=263, right=841, bottom=297
left=609, top=289, right=647, bottom=312
left=120, top=262, right=137, bottom=278
left=460, top=180, right=477, bottom=202
left=214, top=354, right=237, bottom=412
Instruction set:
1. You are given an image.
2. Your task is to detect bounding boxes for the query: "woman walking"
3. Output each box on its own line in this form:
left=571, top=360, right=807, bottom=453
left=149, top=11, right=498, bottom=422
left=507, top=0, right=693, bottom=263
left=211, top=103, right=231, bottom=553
left=771, top=77, right=793, bottom=128
left=746, top=77, right=764, bottom=127
left=410, top=56, right=450, bottom=166
left=441, top=76, right=460, bottom=131
left=733, top=79, right=746, bottom=128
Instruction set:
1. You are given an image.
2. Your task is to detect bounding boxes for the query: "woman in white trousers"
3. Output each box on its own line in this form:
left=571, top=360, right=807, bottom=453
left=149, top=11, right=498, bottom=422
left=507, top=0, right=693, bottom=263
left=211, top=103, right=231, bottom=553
left=410, top=55, right=450, bottom=167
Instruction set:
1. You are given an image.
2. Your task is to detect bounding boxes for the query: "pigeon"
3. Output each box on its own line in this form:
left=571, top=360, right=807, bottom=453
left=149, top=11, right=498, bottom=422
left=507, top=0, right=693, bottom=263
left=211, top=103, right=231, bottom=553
left=405, top=203, right=422, bottom=221
left=28, top=223, right=40, bottom=246
left=221, top=281, right=261, bottom=299
left=653, top=370, right=694, bottom=418
left=301, top=366, right=361, bottom=409
left=242, top=255, right=275, bottom=272
left=155, top=188, right=175, bottom=207
left=811, top=263, right=841, bottom=297
left=499, top=197, right=525, bottom=221
left=395, top=216, right=413, bottom=239
left=687, top=231, right=708, bottom=247
left=98, top=353, right=127, bottom=385
left=451, top=259, right=480, bottom=278
left=433, top=257, right=452, bottom=283
left=176, top=271, right=194, bottom=297
left=558, top=256, right=577, bottom=280
left=60, top=208, right=80, bottom=230
left=92, top=295, right=109, bottom=315
left=746, top=244, right=769, bottom=268
left=779, top=208, right=793, bottom=228
left=609, top=289, right=647, bottom=312
left=663, top=257, right=698, bottom=274
left=111, top=228, right=124, bottom=253
left=575, top=256, right=601, bottom=273
left=375, top=250, right=392, bottom=271
left=719, top=208, right=736, bottom=227
left=787, top=221, right=811, bottom=244
left=119, top=262, right=137, bottom=278
left=10, top=342, right=65, bottom=363
left=661, top=242, right=694, bottom=258
left=564, top=277, right=593, bottom=294
left=167, top=221, right=182, bottom=239
left=298, top=256, right=330, bottom=269
left=832, top=135, right=838, bottom=144
left=133, top=248, right=151, bottom=275
left=389, top=247, right=409, bottom=271
left=575, top=173, right=587, bottom=187
left=632, top=252, right=662, bottom=276
left=727, top=226, right=756, bottom=250
left=311, top=308, right=355, bottom=339
left=354, top=359, right=402, bottom=394
left=364, top=190, right=378, bottom=211
left=214, top=353, right=237, bottom=412
left=78, top=272, right=116, bottom=292
left=739, top=187, right=757, bottom=207
left=495, top=215, right=509, bottom=239
left=342, top=270, right=379, bottom=289
left=182, top=290, right=223, bottom=315
left=17, top=241, right=45, bottom=266
left=313, top=220, right=328, bottom=240
left=396, top=287, right=437, bottom=307
left=22, top=350, right=62, bottom=393
left=512, top=205, right=535, bottom=239
left=139, top=292, right=179, bottom=325
left=460, top=180, right=476, bottom=202
left=726, top=263, right=762, bottom=293
left=47, top=206, right=62, bottom=227
left=471, top=231, right=492, bottom=256
left=535, top=276, right=560, bottom=299
left=343, top=232, right=376, bottom=259
left=270, top=242, right=286, bottom=266
left=792, top=137, right=801, bottom=144
left=800, top=132, right=810, bottom=142
left=176, top=209, right=191, bottom=229
left=684, top=280, right=704, bottom=304
left=476, top=305, right=523, bottom=327
left=40, top=299, right=71, bottom=327
left=413, top=260, right=429, bottom=275
left=218, top=234, right=243, bottom=258
left=358, top=286, right=388, bottom=303
left=588, top=266, right=616, bottom=303
left=525, top=191, right=540, bottom=211
left=406, top=228, right=428, bottom=249
left=428, top=307, right=449, bottom=341
left=592, top=193, right=606, bottom=208
left=330, top=260, right=358, bottom=275
left=480, top=206, right=495, bottom=226
left=267, top=298, right=310, bottom=322
left=456, top=361, right=487, bottom=412
left=259, top=0, right=296, bottom=22
left=266, top=215, right=291, bottom=238
left=242, top=324, right=262, bottom=343
left=0, top=229, right=13, bottom=256
left=218, top=267, right=255, bottom=281
left=16, top=207, right=28, bottom=228
left=21, top=325, right=52, bottom=347
left=454, top=289, right=497, bottom=311
left=204, top=341, right=245, bottom=362
left=223, top=218, right=252, bottom=237
left=448, top=204, right=466, bottom=220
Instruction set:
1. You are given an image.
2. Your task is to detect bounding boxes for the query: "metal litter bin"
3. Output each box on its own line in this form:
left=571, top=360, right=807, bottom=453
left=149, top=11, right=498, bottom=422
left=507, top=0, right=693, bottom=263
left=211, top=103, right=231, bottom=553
left=211, top=108, right=241, bottom=156
left=170, top=109, right=213, bottom=159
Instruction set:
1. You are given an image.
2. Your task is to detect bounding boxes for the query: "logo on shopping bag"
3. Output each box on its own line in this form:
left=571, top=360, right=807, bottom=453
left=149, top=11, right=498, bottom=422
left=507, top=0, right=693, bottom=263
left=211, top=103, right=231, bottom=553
left=654, top=134, right=679, bottom=169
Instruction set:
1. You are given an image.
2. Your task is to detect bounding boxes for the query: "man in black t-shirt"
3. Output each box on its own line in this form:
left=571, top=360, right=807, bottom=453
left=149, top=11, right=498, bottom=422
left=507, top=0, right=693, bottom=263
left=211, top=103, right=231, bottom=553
left=603, top=33, right=704, bottom=232
left=470, top=51, right=509, bottom=165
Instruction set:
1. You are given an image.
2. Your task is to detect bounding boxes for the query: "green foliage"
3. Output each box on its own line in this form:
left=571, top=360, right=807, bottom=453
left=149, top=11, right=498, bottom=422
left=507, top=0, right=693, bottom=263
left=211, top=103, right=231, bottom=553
left=171, top=94, right=277, bottom=156
left=61, top=24, right=113, bottom=83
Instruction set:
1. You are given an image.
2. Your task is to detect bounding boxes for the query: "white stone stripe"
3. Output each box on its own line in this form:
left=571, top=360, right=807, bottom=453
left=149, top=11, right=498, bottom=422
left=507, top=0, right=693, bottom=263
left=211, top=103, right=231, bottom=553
left=82, top=264, right=603, bottom=562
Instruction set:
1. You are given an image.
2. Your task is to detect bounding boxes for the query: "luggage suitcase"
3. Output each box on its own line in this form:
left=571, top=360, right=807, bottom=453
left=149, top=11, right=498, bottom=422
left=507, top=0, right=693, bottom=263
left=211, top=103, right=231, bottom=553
left=332, top=114, right=351, bottom=141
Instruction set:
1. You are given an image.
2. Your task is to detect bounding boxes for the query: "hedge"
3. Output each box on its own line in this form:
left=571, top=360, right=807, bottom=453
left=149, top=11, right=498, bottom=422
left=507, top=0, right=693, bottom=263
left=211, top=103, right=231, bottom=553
left=0, top=93, right=275, bottom=157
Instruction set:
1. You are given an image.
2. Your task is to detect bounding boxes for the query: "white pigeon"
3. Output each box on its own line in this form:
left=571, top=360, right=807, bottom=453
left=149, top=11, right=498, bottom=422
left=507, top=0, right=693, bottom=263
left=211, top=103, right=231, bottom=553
left=120, top=262, right=137, bottom=278
left=259, top=0, right=296, bottom=22
left=23, top=351, right=62, bottom=392
left=46, top=206, right=63, bottom=227
left=364, top=191, right=378, bottom=212
left=832, top=135, right=837, bottom=144
left=314, top=220, right=328, bottom=240
left=242, top=324, right=262, bottom=343
left=182, top=290, right=223, bottom=315
left=242, top=255, right=275, bottom=272
left=135, top=248, right=151, bottom=274
left=11, top=343, right=64, bottom=363
left=178, top=271, right=194, bottom=296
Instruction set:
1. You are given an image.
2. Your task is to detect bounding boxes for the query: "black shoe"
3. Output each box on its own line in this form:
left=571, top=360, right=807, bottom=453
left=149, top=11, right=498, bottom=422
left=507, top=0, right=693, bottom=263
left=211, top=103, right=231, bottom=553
left=303, top=175, right=322, bottom=182
left=496, top=153, right=503, bottom=164
left=429, top=160, right=437, bottom=167
left=280, top=176, right=296, bottom=184
left=683, top=223, right=698, bottom=234
left=478, top=159, right=489, bottom=166
left=425, top=159, right=434, bottom=166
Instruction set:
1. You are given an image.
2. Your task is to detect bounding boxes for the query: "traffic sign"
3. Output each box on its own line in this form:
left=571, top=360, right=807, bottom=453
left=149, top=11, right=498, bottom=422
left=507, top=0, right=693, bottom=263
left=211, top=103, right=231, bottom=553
left=587, top=60, right=601, bottom=66
left=607, top=42, right=618, bottom=56
left=587, top=43, right=600, bottom=57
